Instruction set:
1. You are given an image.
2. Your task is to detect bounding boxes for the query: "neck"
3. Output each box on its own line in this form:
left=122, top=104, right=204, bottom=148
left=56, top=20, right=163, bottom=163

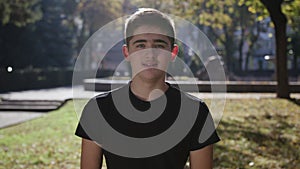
left=130, top=76, right=168, bottom=101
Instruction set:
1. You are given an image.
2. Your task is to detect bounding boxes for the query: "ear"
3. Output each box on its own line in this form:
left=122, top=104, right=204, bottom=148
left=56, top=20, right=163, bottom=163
left=171, top=44, right=178, bottom=61
left=122, top=45, right=130, bottom=61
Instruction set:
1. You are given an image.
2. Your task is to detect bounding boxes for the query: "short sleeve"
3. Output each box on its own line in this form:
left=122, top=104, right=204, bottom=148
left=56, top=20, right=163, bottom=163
left=75, top=122, right=91, bottom=140
left=189, top=102, right=220, bottom=151
left=75, top=98, right=99, bottom=140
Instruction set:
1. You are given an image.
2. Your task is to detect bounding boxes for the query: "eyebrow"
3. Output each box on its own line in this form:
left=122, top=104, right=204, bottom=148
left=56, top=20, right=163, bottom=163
left=132, top=39, right=147, bottom=45
left=153, top=39, right=169, bottom=45
left=132, top=39, right=169, bottom=45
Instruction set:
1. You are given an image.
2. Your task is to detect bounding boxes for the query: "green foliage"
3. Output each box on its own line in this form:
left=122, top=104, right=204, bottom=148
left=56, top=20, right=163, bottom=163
left=172, top=0, right=238, bottom=28
left=77, top=0, right=122, bottom=32
left=128, top=0, right=174, bottom=13
left=241, top=0, right=300, bottom=31
left=0, top=0, right=77, bottom=69
left=74, top=0, right=123, bottom=55
left=282, top=0, right=300, bottom=31
left=170, top=0, right=265, bottom=72
left=0, top=0, right=42, bottom=27
left=238, top=0, right=268, bottom=17
left=170, top=0, right=300, bottom=65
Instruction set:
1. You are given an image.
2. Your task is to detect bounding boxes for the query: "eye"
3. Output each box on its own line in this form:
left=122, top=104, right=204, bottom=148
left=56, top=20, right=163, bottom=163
left=154, top=44, right=166, bottom=49
left=136, top=44, right=146, bottom=48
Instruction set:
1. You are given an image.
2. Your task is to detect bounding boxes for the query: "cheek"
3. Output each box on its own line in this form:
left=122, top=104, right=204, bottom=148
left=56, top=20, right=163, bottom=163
left=129, top=52, right=142, bottom=62
left=157, top=55, right=171, bottom=69
left=158, top=53, right=172, bottom=62
left=128, top=55, right=142, bottom=69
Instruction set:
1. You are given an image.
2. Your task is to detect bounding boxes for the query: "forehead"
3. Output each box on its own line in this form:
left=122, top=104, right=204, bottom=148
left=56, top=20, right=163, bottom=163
left=130, top=25, right=171, bottom=43
left=133, top=25, right=168, bottom=36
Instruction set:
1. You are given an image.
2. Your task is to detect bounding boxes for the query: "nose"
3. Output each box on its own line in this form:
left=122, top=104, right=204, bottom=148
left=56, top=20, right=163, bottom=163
left=144, top=48, right=158, bottom=60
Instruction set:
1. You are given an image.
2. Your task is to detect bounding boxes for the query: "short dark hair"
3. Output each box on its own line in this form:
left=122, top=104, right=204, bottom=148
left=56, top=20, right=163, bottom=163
left=124, top=8, right=176, bottom=48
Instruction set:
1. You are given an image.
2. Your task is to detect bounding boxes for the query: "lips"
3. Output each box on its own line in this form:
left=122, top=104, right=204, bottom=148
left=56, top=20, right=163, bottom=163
left=142, top=63, right=158, bottom=68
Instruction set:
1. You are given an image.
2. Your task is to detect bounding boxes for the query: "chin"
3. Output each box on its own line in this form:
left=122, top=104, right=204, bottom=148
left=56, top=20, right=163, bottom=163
left=135, top=69, right=166, bottom=81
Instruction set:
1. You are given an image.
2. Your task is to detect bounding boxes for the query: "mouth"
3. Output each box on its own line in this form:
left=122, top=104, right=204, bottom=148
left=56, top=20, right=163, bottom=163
left=142, top=63, right=158, bottom=68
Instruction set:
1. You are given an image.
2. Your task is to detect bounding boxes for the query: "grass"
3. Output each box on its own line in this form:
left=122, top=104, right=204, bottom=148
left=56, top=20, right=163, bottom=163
left=214, top=98, right=300, bottom=169
left=0, top=98, right=299, bottom=169
left=0, top=101, right=81, bottom=169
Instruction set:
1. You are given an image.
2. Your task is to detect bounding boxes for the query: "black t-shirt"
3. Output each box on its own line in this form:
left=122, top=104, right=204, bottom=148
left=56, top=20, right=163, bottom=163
left=75, top=83, right=220, bottom=169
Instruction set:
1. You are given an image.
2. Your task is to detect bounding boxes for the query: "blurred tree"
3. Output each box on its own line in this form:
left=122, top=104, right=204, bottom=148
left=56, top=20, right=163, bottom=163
left=282, top=0, right=300, bottom=73
left=0, top=0, right=42, bottom=27
left=171, top=0, right=300, bottom=98
left=31, top=0, right=77, bottom=68
left=290, top=32, right=300, bottom=72
left=282, top=0, right=300, bottom=31
left=128, top=0, right=174, bottom=12
left=0, top=0, right=77, bottom=69
left=75, top=0, right=122, bottom=54
left=236, top=4, right=264, bottom=72
left=0, top=0, right=42, bottom=69
left=243, top=0, right=300, bottom=98
left=172, top=0, right=263, bottom=73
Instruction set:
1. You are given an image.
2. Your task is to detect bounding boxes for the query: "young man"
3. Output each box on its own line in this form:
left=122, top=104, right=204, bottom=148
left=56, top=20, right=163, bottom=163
left=75, top=8, right=220, bottom=169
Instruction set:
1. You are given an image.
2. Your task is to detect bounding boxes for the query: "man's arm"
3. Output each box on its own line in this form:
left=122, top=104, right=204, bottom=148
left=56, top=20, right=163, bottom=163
left=80, top=138, right=103, bottom=169
left=189, top=145, right=213, bottom=169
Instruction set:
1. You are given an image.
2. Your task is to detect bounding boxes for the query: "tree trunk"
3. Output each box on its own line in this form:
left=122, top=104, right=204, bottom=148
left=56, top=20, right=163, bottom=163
left=238, top=5, right=247, bottom=71
left=291, top=35, right=299, bottom=72
left=224, top=25, right=236, bottom=72
left=260, top=0, right=290, bottom=98
left=238, top=25, right=245, bottom=71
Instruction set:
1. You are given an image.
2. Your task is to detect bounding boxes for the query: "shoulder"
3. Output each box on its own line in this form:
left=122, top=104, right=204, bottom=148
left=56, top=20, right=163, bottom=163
left=83, top=85, right=128, bottom=110
left=169, top=84, right=207, bottom=108
left=94, top=91, right=111, bottom=101
left=92, top=84, right=128, bottom=101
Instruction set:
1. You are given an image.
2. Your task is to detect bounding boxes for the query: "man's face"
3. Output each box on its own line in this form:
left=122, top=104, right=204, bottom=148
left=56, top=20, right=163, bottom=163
left=123, top=25, right=177, bottom=81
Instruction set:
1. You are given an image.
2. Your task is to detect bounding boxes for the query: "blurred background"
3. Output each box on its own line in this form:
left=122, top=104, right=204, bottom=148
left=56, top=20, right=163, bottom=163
left=0, top=0, right=299, bottom=98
